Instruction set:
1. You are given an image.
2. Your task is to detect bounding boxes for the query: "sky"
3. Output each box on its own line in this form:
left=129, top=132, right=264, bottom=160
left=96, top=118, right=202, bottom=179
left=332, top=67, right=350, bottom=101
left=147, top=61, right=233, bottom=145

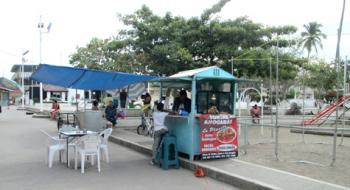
left=0, top=0, right=349, bottom=79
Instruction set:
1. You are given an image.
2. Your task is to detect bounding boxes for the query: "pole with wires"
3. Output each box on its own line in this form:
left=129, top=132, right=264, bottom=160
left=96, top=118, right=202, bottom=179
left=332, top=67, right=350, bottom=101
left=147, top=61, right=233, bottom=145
left=274, top=35, right=280, bottom=161
left=301, top=56, right=307, bottom=143
left=269, top=57, right=274, bottom=137
left=21, top=50, right=29, bottom=108
left=340, top=56, right=347, bottom=146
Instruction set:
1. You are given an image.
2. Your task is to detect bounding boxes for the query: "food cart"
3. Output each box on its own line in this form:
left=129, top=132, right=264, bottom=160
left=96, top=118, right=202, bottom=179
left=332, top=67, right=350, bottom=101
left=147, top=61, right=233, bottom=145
left=154, top=66, right=238, bottom=160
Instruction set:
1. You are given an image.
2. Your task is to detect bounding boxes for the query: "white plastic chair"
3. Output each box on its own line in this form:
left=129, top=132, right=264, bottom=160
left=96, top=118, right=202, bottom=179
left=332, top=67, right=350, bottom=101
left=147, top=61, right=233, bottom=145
left=99, top=128, right=113, bottom=163
left=40, top=130, right=66, bottom=168
left=74, top=135, right=101, bottom=173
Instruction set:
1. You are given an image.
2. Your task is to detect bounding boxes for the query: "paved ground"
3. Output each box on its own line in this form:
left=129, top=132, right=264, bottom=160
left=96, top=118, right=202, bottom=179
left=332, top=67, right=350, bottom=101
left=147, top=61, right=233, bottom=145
left=117, top=116, right=350, bottom=188
left=0, top=107, right=236, bottom=190
left=237, top=117, right=350, bottom=188
left=7, top=104, right=350, bottom=189
left=111, top=126, right=349, bottom=190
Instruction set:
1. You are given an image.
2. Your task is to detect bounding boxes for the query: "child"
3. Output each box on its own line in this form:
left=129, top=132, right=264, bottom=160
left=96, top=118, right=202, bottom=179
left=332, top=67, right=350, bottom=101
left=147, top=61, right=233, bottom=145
left=151, top=102, right=168, bottom=165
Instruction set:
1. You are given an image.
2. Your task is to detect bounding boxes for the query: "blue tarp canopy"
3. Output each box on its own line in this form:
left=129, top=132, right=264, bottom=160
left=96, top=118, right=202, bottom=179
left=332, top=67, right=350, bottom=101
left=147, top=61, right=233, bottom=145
left=31, top=64, right=159, bottom=90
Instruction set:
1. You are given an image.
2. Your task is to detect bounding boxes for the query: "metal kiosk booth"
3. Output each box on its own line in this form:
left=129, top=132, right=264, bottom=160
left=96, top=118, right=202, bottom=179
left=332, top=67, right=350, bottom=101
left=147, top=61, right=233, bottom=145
left=154, top=66, right=238, bottom=160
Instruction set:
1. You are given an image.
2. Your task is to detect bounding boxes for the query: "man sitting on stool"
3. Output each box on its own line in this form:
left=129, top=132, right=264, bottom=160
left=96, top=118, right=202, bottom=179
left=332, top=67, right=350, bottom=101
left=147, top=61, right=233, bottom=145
left=250, top=104, right=261, bottom=124
left=151, top=102, right=168, bottom=165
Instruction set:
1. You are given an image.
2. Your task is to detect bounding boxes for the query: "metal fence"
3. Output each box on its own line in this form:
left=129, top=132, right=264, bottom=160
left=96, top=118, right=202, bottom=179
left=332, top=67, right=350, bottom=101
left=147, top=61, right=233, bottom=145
left=237, top=115, right=350, bottom=167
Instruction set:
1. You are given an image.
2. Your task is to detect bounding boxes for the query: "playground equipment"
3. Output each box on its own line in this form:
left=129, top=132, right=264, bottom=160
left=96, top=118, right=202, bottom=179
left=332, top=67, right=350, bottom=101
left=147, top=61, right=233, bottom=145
left=303, top=96, right=350, bottom=126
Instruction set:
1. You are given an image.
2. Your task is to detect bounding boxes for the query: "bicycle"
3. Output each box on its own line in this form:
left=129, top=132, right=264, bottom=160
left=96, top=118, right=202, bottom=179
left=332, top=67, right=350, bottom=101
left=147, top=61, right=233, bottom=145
left=137, top=111, right=154, bottom=137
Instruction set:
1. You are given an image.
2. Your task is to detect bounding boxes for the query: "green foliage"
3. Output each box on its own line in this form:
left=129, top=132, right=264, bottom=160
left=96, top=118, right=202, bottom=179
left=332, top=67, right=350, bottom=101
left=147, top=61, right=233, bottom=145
left=303, top=60, right=337, bottom=98
left=298, top=22, right=327, bottom=57
left=69, top=38, right=107, bottom=70
left=286, top=88, right=295, bottom=99
left=201, top=0, right=231, bottom=22
left=69, top=1, right=301, bottom=81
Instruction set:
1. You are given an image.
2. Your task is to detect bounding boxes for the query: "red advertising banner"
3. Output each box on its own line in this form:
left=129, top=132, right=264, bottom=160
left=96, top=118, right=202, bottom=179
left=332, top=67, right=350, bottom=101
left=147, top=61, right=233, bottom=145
left=200, top=114, right=238, bottom=159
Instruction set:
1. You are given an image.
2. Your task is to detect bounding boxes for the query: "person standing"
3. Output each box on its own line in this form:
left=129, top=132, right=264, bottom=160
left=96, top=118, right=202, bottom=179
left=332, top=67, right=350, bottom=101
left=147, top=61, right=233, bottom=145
left=120, top=89, right=128, bottom=109
left=91, top=100, right=99, bottom=110
left=151, top=102, right=168, bottom=165
left=172, top=90, right=191, bottom=114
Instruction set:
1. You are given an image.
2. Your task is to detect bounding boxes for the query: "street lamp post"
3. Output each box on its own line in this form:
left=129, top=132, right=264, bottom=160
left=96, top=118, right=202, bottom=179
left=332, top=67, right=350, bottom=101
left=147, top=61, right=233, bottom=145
left=21, top=50, right=29, bottom=108
left=37, top=16, right=51, bottom=112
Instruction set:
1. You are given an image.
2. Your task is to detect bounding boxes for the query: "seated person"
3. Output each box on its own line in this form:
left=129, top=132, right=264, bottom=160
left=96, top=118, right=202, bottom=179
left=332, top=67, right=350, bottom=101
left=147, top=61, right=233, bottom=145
left=151, top=102, right=168, bottom=165
left=50, top=100, right=60, bottom=120
left=172, top=90, right=191, bottom=114
left=105, top=100, right=117, bottom=127
left=250, top=104, right=261, bottom=124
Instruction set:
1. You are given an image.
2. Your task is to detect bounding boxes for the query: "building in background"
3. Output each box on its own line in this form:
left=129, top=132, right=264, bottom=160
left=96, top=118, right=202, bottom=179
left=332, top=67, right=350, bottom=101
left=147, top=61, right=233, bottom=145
left=11, top=64, right=68, bottom=103
left=0, top=77, right=22, bottom=106
left=0, top=86, right=10, bottom=107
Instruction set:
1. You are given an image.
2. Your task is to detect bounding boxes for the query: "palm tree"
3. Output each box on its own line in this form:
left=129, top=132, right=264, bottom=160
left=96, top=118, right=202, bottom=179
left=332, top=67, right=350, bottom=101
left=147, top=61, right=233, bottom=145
left=298, top=22, right=326, bottom=135
left=299, top=22, right=327, bottom=58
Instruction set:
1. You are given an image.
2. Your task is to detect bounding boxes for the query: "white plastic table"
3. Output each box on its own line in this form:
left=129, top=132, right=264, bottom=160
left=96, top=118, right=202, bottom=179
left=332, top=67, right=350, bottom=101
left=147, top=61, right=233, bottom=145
left=59, top=130, right=97, bottom=167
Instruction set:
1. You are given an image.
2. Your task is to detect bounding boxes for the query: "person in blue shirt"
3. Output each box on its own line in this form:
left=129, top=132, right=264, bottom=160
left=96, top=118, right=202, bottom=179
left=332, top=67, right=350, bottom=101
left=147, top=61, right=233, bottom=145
left=172, top=90, right=191, bottom=114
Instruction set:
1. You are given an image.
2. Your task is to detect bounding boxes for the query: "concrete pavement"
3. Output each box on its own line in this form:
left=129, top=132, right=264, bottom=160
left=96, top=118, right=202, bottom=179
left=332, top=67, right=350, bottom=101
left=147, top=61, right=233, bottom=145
left=10, top=104, right=350, bottom=190
left=0, top=108, right=236, bottom=190
left=113, top=119, right=350, bottom=190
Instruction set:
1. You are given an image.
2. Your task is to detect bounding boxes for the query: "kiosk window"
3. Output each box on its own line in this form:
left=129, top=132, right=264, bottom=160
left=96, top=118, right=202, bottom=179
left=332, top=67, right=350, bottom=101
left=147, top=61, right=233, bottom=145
left=196, top=91, right=232, bottom=114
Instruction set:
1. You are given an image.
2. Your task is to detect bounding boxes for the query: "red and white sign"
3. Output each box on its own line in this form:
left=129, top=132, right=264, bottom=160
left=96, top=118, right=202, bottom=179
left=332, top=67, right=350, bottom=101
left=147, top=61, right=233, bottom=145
left=200, top=114, right=238, bottom=159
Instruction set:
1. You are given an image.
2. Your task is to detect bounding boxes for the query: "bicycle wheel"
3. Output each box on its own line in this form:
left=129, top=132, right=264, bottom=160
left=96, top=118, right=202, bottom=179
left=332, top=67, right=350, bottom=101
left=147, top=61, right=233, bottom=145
left=137, top=124, right=149, bottom=136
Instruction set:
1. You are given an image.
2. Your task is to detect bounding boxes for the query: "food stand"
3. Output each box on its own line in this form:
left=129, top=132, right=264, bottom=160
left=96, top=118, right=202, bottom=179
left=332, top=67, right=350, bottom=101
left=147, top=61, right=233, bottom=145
left=154, top=66, right=238, bottom=160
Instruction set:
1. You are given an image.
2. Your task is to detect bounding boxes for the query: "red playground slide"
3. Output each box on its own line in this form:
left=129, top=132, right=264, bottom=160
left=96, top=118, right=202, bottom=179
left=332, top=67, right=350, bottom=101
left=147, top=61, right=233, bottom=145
left=303, top=96, right=350, bottom=126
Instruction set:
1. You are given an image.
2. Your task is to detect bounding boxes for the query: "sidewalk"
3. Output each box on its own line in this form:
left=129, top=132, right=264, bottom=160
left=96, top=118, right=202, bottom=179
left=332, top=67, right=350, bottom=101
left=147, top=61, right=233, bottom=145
left=0, top=108, right=235, bottom=190
left=20, top=104, right=350, bottom=189
left=111, top=121, right=350, bottom=190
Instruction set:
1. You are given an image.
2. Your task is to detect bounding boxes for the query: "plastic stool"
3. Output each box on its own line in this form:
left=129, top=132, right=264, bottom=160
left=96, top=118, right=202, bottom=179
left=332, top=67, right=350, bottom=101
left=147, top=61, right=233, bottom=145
left=157, top=134, right=179, bottom=170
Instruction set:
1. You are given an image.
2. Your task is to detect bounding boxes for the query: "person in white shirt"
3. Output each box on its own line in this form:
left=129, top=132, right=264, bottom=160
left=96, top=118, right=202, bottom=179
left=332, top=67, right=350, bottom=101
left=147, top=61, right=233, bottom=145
left=151, top=102, right=168, bottom=165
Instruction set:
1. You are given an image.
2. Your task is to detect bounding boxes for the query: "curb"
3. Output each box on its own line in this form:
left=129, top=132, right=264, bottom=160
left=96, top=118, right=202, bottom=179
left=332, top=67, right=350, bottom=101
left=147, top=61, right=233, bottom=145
left=290, top=129, right=350, bottom=137
left=109, top=135, right=280, bottom=190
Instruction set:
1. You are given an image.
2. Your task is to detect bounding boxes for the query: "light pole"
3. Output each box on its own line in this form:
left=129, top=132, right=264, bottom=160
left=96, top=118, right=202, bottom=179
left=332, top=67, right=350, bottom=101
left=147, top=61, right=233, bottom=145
left=37, top=16, right=51, bottom=112
left=21, top=50, right=29, bottom=108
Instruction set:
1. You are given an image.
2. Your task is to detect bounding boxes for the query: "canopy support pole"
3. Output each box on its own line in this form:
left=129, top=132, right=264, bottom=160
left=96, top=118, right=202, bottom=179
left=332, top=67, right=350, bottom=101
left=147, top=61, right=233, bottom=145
left=75, top=89, right=78, bottom=112
left=160, top=82, right=163, bottom=102
left=84, top=90, right=86, bottom=111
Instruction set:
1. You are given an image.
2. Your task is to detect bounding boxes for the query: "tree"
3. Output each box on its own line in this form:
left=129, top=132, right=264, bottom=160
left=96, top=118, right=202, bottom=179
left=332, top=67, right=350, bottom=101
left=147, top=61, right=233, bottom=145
left=69, top=38, right=108, bottom=70
left=303, top=60, right=337, bottom=99
left=298, top=22, right=327, bottom=58
left=69, top=1, right=300, bottom=80
left=117, top=3, right=298, bottom=76
left=69, top=38, right=140, bottom=73
left=298, top=22, right=327, bottom=108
